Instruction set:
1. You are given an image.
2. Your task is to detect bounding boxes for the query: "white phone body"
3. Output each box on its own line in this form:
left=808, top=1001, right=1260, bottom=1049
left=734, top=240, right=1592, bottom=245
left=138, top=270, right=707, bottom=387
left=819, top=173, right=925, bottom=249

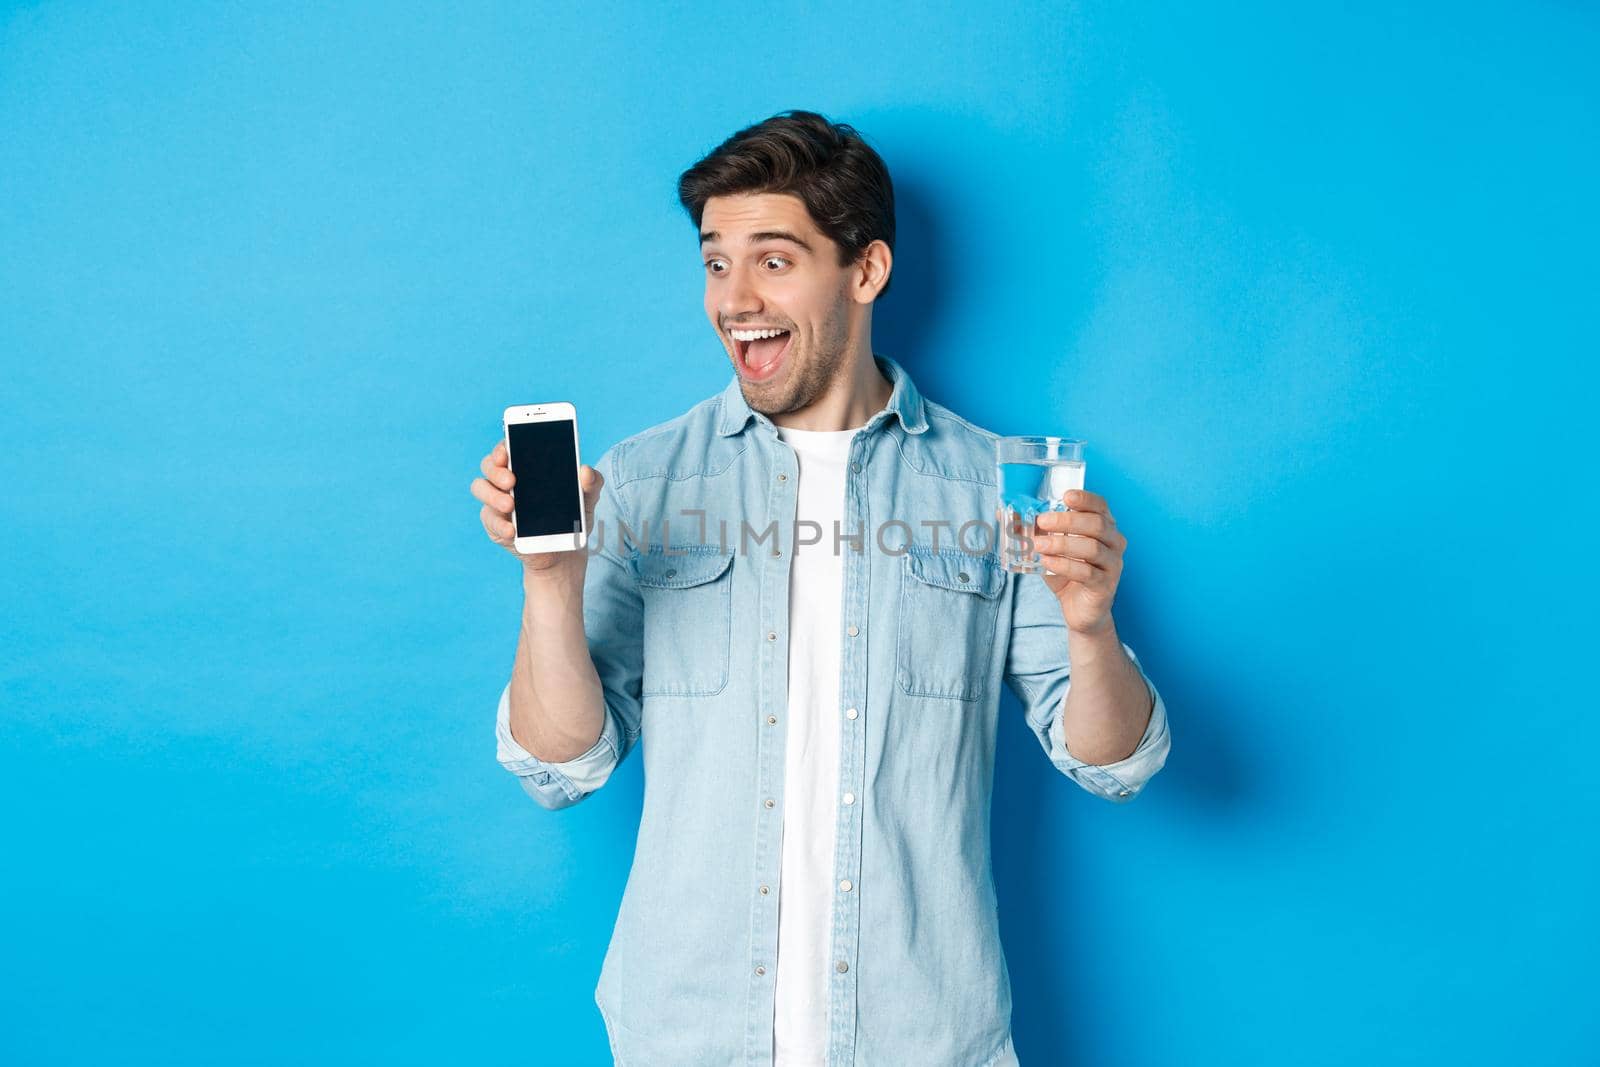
left=502, top=401, right=587, bottom=555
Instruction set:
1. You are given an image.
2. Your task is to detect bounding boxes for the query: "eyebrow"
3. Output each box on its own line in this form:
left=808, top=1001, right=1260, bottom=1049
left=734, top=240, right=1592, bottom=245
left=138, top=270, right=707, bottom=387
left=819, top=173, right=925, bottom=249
left=700, top=229, right=814, bottom=253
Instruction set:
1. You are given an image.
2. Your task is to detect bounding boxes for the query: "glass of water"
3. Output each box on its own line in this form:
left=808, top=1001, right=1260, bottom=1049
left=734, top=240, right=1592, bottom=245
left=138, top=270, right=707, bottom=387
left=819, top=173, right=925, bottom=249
left=996, top=436, right=1086, bottom=574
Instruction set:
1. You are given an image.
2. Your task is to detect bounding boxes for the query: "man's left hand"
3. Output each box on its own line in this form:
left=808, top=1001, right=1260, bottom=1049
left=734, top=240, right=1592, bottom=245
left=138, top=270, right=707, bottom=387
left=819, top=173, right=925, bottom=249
left=1014, top=489, right=1127, bottom=636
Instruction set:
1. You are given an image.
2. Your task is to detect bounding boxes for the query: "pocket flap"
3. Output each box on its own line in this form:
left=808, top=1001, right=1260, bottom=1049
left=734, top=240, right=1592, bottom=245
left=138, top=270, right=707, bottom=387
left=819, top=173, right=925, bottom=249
left=630, top=546, right=735, bottom=589
left=904, top=548, right=1006, bottom=599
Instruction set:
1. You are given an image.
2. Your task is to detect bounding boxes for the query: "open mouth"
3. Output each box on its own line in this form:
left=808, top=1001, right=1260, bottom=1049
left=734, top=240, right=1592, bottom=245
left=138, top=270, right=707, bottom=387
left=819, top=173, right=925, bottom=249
left=730, top=327, right=793, bottom=380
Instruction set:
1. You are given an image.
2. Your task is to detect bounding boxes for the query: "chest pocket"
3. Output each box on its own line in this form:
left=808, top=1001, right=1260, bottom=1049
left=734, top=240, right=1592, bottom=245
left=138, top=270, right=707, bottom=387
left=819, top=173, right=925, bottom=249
left=896, top=547, right=1007, bottom=701
left=629, top=546, right=736, bottom=697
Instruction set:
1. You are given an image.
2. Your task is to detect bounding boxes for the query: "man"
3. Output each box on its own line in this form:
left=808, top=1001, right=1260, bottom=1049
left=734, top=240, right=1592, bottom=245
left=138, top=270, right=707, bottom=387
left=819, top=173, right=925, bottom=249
left=470, top=110, right=1171, bottom=1067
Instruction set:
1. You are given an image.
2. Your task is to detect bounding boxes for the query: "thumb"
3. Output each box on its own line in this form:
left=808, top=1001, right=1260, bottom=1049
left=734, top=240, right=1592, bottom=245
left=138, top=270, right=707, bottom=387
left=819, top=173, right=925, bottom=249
left=579, top=464, right=603, bottom=520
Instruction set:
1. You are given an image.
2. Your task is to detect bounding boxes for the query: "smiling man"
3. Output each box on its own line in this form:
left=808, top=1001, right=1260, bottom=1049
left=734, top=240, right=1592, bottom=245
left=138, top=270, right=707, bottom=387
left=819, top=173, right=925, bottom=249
left=704, top=191, right=893, bottom=429
left=475, top=109, right=1172, bottom=1066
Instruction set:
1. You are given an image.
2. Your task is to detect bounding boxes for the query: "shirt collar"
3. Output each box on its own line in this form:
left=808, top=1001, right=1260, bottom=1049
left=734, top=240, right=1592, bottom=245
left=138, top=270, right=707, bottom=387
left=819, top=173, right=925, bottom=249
left=715, top=352, right=930, bottom=438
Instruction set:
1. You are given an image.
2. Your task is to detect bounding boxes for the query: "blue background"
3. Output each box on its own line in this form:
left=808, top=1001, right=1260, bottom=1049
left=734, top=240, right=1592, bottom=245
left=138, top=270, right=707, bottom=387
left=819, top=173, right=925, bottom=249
left=2, top=2, right=1594, bottom=1064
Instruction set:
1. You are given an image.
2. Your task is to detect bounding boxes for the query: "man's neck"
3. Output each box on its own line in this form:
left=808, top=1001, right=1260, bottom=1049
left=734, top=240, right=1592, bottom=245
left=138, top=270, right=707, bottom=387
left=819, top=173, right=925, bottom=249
left=771, top=350, right=894, bottom=432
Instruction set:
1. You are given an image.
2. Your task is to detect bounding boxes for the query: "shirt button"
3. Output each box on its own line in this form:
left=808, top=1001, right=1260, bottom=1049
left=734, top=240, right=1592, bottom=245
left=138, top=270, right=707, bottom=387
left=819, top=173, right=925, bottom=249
left=836, top=960, right=849, bottom=973
left=767, top=631, right=777, bottom=641
left=846, top=624, right=858, bottom=636
left=777, top=472, right=787, bottom=482
left=764, top=798, right=775, bottom=808
left=850, top=462, right=861, bottom=473
left=756, top=965, right=766, bottom=976
left=842, top=792, right=855, bottom=805
left=839, top=879, right=852, bottom=892
left=771, top=547, right=781, bottom=557
left=759, top=884, right=770, bottom=895
left=767, top=715, right=777, bottom=725
left=845, top=707, right=858, bottom=719
left=957, top=571, right=969, bottom=583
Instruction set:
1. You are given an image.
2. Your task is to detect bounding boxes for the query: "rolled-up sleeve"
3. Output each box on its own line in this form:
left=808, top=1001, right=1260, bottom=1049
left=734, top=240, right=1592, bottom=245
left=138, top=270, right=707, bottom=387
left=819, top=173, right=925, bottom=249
left=493, top=443, right=645, bottom=811
left=1002, top=571, right=1171, bottom=803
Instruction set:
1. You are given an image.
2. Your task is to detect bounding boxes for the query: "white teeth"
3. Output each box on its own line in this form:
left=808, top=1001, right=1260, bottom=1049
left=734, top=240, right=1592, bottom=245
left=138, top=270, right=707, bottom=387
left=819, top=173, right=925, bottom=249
left=730, top=327, right=789, bottom=341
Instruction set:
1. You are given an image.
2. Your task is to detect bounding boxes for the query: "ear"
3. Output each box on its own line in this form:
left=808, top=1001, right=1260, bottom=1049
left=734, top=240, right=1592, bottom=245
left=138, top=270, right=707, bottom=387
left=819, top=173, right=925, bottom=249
left=851, top=239, right=893, bottom=304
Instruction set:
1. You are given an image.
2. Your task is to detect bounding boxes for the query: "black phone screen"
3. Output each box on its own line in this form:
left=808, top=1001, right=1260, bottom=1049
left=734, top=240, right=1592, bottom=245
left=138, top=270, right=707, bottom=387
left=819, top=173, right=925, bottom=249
left=506, top=418, right=581, bottom=538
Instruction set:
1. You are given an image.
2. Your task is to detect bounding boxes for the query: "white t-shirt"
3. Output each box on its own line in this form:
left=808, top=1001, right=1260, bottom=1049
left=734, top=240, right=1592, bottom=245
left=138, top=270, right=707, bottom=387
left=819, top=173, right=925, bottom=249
left=771, top=423, right=858, bottom=1066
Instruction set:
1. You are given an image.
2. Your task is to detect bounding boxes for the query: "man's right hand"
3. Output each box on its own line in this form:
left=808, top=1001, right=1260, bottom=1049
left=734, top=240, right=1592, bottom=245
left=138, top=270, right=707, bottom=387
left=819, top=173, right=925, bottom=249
left=473, top=439, right=604, bottom=576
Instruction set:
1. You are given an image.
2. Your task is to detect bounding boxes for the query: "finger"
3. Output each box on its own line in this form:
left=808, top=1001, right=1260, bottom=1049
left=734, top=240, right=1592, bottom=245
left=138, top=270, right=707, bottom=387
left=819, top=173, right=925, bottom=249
left=1062, top=489, right=1112, bottom=522
left=1045, top=517, right=1126, bottom=556
left=482, top=445, right=514, bottom=489
left=581, top=467, right=604, bottom=520
left=1038, top=509, right=1105, bottom=535
left=471, top=476, right=514, bottom=515
left=497, top=442, right=514, bottom=487
left=1038, top=554, right=1104, bottom=584
left=1046, top=532, right=1107, bottom=564
left=481, top=504, right=515, bottom=541
left=1037, top=532, right=1113, bottom=568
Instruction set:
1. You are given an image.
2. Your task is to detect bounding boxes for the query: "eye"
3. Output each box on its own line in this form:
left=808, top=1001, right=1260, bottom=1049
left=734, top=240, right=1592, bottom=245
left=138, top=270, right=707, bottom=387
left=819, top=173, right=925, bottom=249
left=705, top=258, right=726, bottom=274
left=762, top=256, right=790, bottom=270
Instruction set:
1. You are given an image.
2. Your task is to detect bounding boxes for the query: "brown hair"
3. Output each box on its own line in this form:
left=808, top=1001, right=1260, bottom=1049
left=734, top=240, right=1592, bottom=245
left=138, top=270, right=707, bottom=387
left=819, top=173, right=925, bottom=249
left=677, top=109, right=896, bottom=299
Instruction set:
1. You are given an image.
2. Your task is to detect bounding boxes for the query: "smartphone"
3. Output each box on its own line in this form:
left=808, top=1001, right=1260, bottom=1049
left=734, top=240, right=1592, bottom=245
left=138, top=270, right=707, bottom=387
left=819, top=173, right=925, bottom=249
left=502, top=401, right=587, bottom=555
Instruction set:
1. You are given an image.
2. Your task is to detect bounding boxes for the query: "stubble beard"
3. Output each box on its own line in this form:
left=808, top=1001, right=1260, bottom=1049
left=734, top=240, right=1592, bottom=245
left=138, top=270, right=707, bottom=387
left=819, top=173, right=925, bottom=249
left=742, top=298, right=854, bottom=418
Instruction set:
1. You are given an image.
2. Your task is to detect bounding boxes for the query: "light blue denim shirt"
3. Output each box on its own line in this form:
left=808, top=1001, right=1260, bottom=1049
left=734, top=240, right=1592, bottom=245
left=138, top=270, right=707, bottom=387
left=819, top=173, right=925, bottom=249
left=494, top=353, right=1171, bottom=1066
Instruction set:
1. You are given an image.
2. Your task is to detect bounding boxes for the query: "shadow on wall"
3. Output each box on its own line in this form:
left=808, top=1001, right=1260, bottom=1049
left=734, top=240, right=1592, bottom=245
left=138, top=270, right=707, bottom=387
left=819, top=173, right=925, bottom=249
left=877, top=152, right=1259, bottom=1065
left=871, top=169, right=944, bottom=376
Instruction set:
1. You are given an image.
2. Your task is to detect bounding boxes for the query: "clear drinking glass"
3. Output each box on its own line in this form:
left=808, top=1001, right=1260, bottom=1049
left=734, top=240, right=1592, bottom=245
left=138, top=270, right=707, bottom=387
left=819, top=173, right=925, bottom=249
left=996, top=436, right=1087, bottom=574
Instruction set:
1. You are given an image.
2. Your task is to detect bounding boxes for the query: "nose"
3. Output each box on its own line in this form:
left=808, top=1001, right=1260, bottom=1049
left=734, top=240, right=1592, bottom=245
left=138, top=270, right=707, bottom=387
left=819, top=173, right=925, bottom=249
left=719, top=265, right=764, bottom=324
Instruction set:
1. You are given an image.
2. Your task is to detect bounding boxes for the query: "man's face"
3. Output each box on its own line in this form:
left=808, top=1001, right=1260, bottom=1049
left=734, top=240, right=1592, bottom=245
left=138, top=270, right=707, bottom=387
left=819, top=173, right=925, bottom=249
left=701, top=192, right=857, bottom=416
